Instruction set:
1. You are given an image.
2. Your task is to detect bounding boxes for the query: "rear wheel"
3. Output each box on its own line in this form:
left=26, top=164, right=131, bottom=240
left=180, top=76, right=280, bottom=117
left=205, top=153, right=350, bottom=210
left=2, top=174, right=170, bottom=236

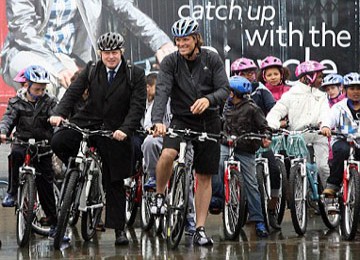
left=288, top=163, right=307, bottom=235
left=223, top=169, right=246, bottom=240
left=54, top=170, right=79, bottom=250
left=16, top=174, right=35, bottom=247
left=341, top=168, right=360, bottom=240
left=167, top=166, right=189, bottom=249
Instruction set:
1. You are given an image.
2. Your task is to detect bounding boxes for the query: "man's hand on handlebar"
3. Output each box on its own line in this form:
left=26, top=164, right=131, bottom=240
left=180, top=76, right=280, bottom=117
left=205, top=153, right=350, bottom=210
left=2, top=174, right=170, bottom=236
left=49, top=116, right=65, bottom=127
left=152, top=123, right=167, bottom=137
left=113, top=130, right=127, bottom=141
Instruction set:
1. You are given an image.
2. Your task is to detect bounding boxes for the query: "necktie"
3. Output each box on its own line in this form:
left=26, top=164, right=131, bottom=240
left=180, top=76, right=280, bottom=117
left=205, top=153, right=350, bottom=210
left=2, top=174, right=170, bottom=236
left=108, top=70, right=115, bottom=84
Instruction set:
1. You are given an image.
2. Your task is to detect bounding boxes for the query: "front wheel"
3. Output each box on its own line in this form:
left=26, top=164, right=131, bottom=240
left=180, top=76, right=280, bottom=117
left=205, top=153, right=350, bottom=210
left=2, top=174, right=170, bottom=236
left=341, top=168, right=360, bottom=240
left=166, top=166, right=189, bottom=249
left=276, top=158, right=287, bottom=225
left=125, top=176, right=139, bottom=227
left=16, top=174, right=36, bottom=247
left=256, top=164, right=270, bottom=232
left=54, top=170, right=79, bottom=250
left=288, top=163, right=308, bottom=235
left=223, top=169, right=246, bottom=240
left=140, top=172, right=154, bottom=231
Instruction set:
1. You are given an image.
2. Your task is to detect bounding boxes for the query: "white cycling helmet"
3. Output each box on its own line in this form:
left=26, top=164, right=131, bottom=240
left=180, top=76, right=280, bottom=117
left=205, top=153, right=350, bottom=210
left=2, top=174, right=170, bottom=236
left=97, top=32, right=124, bottom=51
left=343, top=72, right=360, bottom=86
left=24, top=65, right=50, bottom=84
left=171, top=17, right=199, bottom=37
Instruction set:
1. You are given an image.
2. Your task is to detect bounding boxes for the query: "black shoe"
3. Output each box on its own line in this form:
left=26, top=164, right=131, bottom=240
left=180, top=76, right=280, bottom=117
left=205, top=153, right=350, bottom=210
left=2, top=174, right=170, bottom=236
left=268, top=211, right=281, bottom=230
left=115, top=230, right=129, bottom=246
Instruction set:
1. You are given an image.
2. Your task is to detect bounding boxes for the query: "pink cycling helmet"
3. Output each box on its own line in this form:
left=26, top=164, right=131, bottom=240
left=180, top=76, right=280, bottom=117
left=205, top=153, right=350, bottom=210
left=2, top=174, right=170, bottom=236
left=231, top=58, right=257, bottom=72
left=13, top=68, right=27, bottom=83
left=260, top=56, right=283, bottom=70
left=295, top=60, right=326, bottom=78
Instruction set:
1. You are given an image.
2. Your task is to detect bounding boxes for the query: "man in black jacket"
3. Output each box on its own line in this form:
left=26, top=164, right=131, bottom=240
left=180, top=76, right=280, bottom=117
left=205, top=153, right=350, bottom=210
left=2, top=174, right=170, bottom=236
left=151, top=18, right=229, bottom=246
left=49, top=32, right=146, bottom=246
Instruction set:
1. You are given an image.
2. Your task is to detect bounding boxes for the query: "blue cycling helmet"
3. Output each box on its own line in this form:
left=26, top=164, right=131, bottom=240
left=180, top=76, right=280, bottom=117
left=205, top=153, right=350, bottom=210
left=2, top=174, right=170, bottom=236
left=171, top=17, right=199, bottom=37
left=229, top=76, right=252, bottom=96
left=320, top=74, right=343, bottom=90
left=343, top=72, right=360, bottom=87
left=24, top=65, right=50, bottom=84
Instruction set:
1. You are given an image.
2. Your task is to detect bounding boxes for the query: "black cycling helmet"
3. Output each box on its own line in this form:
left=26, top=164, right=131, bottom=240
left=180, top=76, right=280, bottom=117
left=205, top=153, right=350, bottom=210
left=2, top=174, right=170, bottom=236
left=97, top=32, right=124, bottom=51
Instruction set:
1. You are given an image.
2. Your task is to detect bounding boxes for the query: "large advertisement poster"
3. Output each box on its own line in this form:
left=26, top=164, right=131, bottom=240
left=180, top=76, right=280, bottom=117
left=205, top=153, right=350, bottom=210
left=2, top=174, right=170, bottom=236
left=0, top=0, right=359, bottom=116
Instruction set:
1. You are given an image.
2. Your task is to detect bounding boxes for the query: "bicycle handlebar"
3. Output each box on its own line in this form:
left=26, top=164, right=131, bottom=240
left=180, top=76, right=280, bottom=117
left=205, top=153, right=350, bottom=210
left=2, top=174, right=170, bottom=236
left=273, top=127, right=321, bottom=135
left=166, top=128, right=222, bottom=143
left=61, top=120, right=113, bottom=138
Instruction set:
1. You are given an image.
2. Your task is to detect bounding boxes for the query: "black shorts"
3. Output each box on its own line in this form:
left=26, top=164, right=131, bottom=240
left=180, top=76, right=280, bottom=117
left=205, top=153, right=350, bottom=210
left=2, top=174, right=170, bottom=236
left=163, top=116, right=221, bottom=175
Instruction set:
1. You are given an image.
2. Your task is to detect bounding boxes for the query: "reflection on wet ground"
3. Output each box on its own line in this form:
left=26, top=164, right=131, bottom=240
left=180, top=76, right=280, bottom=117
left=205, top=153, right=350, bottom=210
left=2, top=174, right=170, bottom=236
left=0, top=208, right=360, bottom=259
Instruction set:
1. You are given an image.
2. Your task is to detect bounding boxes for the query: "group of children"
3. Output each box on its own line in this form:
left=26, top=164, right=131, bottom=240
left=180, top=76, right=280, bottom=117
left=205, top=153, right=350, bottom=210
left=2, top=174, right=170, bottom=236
left=2, top=55, right=360, bottom=242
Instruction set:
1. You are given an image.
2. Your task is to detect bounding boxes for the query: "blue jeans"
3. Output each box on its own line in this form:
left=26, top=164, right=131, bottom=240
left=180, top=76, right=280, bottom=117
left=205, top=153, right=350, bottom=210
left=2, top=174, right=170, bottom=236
left=212, top=144, right=264, bottom=222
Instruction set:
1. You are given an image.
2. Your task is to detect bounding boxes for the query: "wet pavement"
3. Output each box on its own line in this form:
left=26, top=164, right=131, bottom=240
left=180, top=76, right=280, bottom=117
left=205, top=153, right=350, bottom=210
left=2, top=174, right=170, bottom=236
left=1, top=144, right=360, bottom=259
left=1, top=204, right=360, bottom=259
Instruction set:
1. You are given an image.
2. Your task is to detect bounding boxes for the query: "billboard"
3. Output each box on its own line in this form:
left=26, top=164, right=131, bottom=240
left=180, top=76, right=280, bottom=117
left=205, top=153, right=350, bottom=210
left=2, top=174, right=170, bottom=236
left=0, top=0, right=359, bottom=115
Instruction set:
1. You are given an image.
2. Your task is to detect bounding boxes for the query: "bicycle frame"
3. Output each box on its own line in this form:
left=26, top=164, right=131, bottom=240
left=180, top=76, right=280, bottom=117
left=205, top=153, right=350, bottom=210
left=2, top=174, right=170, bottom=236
left=342, top=137, right=360, bottom=203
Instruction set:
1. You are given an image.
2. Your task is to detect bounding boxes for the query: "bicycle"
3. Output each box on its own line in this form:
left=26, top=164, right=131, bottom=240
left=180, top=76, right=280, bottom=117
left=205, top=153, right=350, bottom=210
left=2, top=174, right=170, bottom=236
left=222, top=132, right=269, bottom=240
left=54, top=121, right=112, bottom=249
left=163, top=128, right=220, bottom=249
left=6, top=138, right=53, bottom=247
left=328, top=132, right=360, bottom=240
left=280, top=127, right=339, bottom=235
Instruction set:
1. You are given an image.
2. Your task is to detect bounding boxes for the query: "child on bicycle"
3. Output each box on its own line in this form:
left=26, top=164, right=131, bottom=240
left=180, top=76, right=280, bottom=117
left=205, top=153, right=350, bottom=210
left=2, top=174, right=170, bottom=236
left=214, top=57, right=281, bottom=230
left=220, top=76, right=272, bottom=237
left=321, top=72, right=360, bottom=196
left=320, top=74, right=345, bottom=108
left=0, top=65, right=68, bottom=241
left=267, top=60, right=330, bottom=187
left=257, top=56, right=290, bottom=102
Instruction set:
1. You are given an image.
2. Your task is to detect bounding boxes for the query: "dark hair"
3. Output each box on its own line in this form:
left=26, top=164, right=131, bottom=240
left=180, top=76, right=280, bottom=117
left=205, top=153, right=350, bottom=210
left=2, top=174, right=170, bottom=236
left=257, top=66, right=290, bottom=85
left=146, top=73, right=158, bottom=86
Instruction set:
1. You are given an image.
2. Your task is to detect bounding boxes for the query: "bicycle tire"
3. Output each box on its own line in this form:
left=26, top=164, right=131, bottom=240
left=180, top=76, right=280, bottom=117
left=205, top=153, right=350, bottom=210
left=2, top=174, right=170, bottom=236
left=140, top=172, right=154, bottom=231
left=341, top=168, right=360, bottom=240
left=223, top=169, right=246, bottom=240
left=16, top=174, right=35, bottom=247
left=288, top=163, right=307, bottom=235
left=32, top=183, right=60, bottom=236
left=276, top=158, right=287, bottom=225
left=125, top=176, right=139, bottom=227
left=54, top=170, right=79, bottom=250
left=81, top=172, right=103, bottom=241
left=68, top=202, right=80, bottom=227
left=256, top=163, right=270, bottom=232
left=318, top=174, right=340, bottom=230
left=167, top=166, right=189, bottom=249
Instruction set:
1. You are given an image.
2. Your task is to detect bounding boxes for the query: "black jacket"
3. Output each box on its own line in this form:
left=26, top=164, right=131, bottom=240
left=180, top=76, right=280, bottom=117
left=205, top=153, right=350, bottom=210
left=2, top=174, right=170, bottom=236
left=152, top=48, right=230, bottom=123
left=54, top=58, right=146, bottom=136
left=0, top=89, right=57, bottom=141
left=223, top=98, right=271, bottom=154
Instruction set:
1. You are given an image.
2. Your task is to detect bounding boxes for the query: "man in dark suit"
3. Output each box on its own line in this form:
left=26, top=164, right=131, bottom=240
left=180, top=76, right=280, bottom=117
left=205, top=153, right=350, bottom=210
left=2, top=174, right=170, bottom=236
left=49, top=32, right=146, bottom=246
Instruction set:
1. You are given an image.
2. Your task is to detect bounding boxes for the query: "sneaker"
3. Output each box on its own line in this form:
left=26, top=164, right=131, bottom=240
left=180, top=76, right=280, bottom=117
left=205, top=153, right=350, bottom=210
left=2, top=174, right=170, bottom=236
left=323, top=188, right=337, bottom=197
left=255, top=222, right=269, bottom=238
left=268, top=211, right=281, bottom=230
left=193, top=226, right=213, bottom=246
left=185, top=216, right=196, bottom=236
left=48, top=225, right=71, bottom=243
left=2, top=193, right=15, bottom=207
left=150, top=193, right=165, bottom=216
left=144, top=177, right=156, bottom=191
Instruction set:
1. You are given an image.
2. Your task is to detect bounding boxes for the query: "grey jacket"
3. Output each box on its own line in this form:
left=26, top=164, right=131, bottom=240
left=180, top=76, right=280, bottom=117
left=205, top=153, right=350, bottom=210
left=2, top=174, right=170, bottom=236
left=1, top=0, right=171, bottom=78
left=152, top=48, right=230, bottom=123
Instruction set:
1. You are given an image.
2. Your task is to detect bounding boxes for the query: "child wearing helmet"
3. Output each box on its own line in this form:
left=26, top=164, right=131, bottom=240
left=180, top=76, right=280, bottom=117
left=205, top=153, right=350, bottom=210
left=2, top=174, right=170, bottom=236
left=267, top=60, right=330, bottom=187
left=321, top=72, right=360, bottom=196
left=214, top=76, right=272, bottom=237
left=257, top=56, right=291, bottom=101
left=320, top=74, right=345, bottom=107
left=0, top=65, right=64, bottom=239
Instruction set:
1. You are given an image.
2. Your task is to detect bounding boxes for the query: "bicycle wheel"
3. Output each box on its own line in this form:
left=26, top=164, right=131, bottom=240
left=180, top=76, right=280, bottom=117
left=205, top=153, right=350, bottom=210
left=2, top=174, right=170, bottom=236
left=318, top=175, right=340, bottom=229
left=125, top=176, right=139, bottom=227
left=32, top=183, right=60, bottom=236
left=256, top=163, right=270, bottom=232
left=288, top=163, right=308, bottom=235
left=276, top=158, right=287, bottom=225
left=68, top=202, right=80, bottom=227
left=223, top=169, right=246, bottom=240
left=54, top=170, right=79, bottom=250
left=81, top=172, right=103, bottom=241
left=140, top=172, right=154, bottom=231
left=341, top=168, right=360, bottom=240
left=167, top=166, right=189, bottom=249
left=16, top=174, right=35, bottom=247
